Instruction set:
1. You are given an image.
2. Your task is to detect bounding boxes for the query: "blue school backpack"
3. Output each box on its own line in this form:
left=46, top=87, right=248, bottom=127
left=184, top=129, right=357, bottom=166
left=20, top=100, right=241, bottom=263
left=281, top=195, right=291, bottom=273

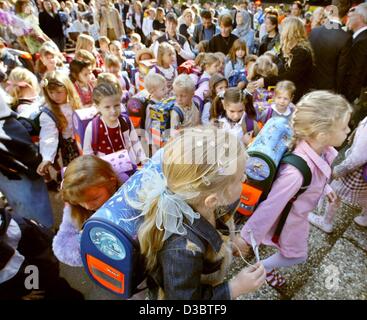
left=80, top=150, right=164, bottom=298
left=228, top=61, right=247, bottom=88
left=238, top=117, right=312, bottom=243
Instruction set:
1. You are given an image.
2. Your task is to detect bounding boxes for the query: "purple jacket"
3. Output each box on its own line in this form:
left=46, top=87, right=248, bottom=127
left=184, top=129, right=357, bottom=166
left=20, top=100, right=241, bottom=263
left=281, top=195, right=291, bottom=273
left=52, top=205, right=83, bottom=267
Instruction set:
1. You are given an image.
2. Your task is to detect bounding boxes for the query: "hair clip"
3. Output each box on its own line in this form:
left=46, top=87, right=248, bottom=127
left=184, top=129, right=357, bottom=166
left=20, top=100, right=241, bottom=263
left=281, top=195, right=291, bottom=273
left=217, top=90, right=225, bottom=99
left=202, top=176, right=211, bottom=186
left=40, top=78, right=48, bottom=88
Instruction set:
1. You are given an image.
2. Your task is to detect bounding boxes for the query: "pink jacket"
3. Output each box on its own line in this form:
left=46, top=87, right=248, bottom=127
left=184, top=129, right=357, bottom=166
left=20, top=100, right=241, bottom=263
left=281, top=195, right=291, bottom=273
left=241, top=140, right=338, bottom=258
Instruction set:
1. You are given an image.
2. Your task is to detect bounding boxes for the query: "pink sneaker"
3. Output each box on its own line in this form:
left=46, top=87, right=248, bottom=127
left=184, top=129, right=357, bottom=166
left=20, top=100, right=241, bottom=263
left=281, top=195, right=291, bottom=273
left=354, top=214, right=367, bottom=227
left=308, top=212, right=333, bottom=233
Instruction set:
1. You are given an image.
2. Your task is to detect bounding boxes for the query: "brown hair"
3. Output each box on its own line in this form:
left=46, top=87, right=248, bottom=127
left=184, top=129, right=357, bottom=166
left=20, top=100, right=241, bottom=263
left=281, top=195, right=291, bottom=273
left=69, top=59, right=91, bottom=83
left=228, top=39, right=248, bottom=63
left=211, top=87, right=256, bottom=120
left=219, top=14, right=233, bottom=27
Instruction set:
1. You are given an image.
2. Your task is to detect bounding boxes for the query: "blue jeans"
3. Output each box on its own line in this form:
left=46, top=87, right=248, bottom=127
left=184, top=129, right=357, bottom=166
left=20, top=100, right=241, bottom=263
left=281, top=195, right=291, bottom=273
left=0, top=172, right=54, bottom=228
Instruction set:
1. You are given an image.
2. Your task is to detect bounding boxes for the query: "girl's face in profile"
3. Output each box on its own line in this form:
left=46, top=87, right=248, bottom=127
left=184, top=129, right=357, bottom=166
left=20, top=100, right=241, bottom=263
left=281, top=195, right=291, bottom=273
left=79, top=186, right=112, bottom=211
left=41, top=53, right=57, bottom=71
left=163, top=50, right=176, bottom=66
left=215, top=80, right=228, bottom=96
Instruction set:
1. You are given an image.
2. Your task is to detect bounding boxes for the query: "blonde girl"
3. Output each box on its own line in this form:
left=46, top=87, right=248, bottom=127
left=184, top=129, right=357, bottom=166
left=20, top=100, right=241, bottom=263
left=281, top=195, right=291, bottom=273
left=194, top=53, right=221, bottom=109
left=83, top=82, right=146, bottom=165
left=108, top=40, right=135, bottom=79
left=240, top=91, right=352, bottom=288
left=53, top=155, right=120, bottom=266
left=75, top=34, right=103, bottom=69
left=201, top=73, right=228, bottom=125
left=130, top=127, right=266, bottom=299
left=148, top=42, right=178, bottom=96
left=210, top=87, right=259, bottom=146
left=247, top=55, right=278, bottom=104
left=251, top=17, right=314, bottom=102
left=35, top=41, right=65, bottom=79
left=257, top=80, right=296, bottom=125
left=6, top=67, right=41, bottom=113
left=224, top=39, right=248, bottom=83
left=69, top=59, right=95, bottom=107
left=36, top=71, right=82, bottom=178
left=104, top=55, right=132, bottom=101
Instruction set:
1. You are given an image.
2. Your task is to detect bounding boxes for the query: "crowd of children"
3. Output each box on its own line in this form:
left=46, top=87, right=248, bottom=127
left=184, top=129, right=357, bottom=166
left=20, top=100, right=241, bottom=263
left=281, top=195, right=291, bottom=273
left=1, top=0, right=366, bottom=301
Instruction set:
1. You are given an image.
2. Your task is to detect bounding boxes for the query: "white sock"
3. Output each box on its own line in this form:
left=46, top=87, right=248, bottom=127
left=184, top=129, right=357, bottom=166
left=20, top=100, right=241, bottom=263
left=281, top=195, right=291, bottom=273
left=262, top=252, right=307, bottom=273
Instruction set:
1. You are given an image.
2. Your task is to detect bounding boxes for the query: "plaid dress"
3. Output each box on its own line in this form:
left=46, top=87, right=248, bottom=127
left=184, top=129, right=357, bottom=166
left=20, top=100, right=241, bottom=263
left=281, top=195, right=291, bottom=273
left=332, top=117, right=367, bottom=208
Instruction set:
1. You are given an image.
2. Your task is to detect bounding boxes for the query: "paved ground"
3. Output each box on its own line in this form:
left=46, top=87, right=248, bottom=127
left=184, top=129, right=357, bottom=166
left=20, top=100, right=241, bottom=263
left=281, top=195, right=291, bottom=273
left=50, top=189, right=367, bottom=300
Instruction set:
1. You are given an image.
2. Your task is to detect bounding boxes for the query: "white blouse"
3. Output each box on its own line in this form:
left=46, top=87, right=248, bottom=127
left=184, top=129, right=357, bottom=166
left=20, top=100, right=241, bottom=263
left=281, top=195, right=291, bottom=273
left=39, top=104, right=74, bottom=163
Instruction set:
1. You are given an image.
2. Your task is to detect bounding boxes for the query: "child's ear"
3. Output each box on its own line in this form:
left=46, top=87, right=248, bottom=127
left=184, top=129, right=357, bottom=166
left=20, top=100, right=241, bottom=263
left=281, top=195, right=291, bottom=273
left=204, top=194, right=219, bottom=209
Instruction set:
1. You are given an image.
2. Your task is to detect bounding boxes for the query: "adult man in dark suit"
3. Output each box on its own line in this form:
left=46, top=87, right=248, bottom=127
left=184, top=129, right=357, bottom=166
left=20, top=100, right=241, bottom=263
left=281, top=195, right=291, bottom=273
left=343, top=3, right=367, bottom=128
left=309, top=5, right=352, bottom=93
left=192, top=9, right=219, bottom=45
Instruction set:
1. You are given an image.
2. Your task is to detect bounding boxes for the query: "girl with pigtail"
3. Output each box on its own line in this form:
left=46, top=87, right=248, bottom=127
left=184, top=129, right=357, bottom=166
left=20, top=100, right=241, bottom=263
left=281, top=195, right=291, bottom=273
left=210, top=87, right=260, bottom=146
left=127, top=127, right=266, bottom=299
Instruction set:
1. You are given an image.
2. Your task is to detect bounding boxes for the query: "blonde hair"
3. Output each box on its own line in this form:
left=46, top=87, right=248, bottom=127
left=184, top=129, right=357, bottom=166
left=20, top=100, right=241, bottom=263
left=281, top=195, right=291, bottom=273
left=202, top=53, right=220, bottom=71
left=75, top=34, right=95, bottom=52
left=144, top=73, right=166, bottom=93
left=98, top=36, right=110, bottom=45
left=42, top=71, right=81, bottom=132
left=173, top=74, right=195, bottom=93
left=275, top=80, right=296, bottom=98
left=7, top=67, right=40, bottom=106
left=248, top=55, right=278, bottom=81
left=291, top=91, right=352, bottom=149
left=104, top=54, right=121, bottom=69
left=130, top=33, right=141, bottom=43
left=62, top=155, right=119, bottom=229
left=93, top=81, right=122, bottom=106
left=156, top=42, right=175, bottom=67
left=74, top=49, right=96, bottom=69
left=280, top=17, right=314, bottom=66
left=35, top=41, right=63, bottom=74
left=138, top=127, right=247, bottom=271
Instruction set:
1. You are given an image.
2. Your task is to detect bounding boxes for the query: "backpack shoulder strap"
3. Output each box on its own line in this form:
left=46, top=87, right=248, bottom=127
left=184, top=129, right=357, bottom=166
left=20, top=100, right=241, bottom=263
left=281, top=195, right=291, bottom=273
left=119, top=112, right=132, bottom=132
left=171, top=105, right=185, bottom=124
left=265, top=107, right=273, bottom=123
left=242, top=114, right=254, bottom=133
left=196, top=77, right=209, bottom=88
left=272, top=153, right=312, bottom=244
left=40, top=106, right=58, bottom=127
left=91, top=116, right=100, bottom=154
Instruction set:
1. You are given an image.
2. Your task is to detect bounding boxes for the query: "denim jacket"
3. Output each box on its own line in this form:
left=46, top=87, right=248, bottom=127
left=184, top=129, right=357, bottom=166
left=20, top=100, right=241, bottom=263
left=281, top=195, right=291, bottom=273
left=147, top=214, right=233, bottom=300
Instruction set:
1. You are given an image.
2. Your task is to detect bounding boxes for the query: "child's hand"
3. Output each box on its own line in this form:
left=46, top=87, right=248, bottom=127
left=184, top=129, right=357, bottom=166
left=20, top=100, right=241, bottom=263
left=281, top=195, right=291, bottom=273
left=229, top=262, right=266, bottom=299
left=242, top=131, right=253, bottom=146
left=37, top=160, right=52, bottom=176
left=232, top=235, right=251, bottom=257
left=326, top=191, right=338, bottom=203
